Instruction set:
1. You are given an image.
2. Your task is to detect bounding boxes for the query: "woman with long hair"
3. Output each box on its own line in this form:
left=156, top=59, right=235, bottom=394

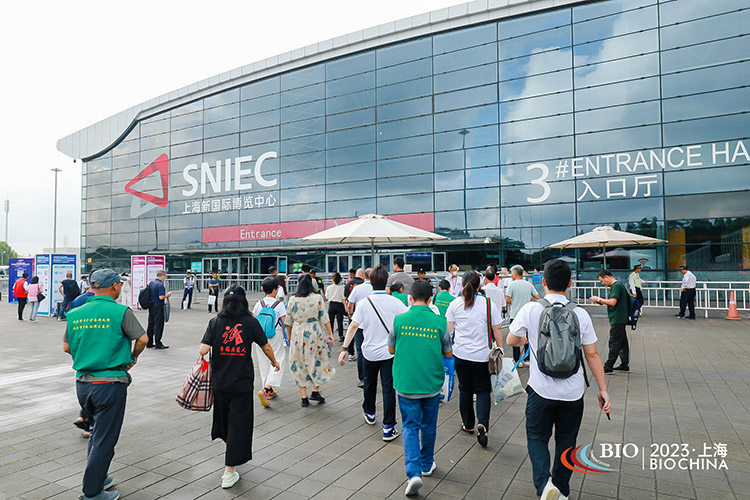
left=26, top=276, right=44, bottom=321
left=445, top=271, right=503, bottom=447
left=199, top=285, right=280, bottom=489
left=325, top=272, right=346, bottom=341
left=284, top=274, right=336, bottom=407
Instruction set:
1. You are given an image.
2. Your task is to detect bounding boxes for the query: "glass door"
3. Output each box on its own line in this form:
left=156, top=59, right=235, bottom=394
left=432, top=252, right=446, bottom=272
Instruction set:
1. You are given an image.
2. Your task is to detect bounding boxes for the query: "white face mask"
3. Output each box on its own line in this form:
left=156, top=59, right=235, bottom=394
left=451, top=271, right=457, bottom=277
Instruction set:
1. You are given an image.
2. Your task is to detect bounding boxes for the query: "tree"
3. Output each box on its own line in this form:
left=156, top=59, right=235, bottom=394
left=0, top=241, right=18, bottom=266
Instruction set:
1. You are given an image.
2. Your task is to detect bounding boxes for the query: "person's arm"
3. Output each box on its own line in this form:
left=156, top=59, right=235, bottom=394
left=590, top=292, right=617, bottom=307
left=505, top=295, right=511, bottom=304
left=58, top=283, right=64, bottom=296
left=506, top=330, right=528, bottom=346
left=338, top=320, right=360, bottom=365
left=199, top=343, right=211, bottom=356
left=446, top=321, right=455, bottom=335
left=128, top=333, right=149, bottom=370
left=261, top=343, right=280, bottom=371
left=63, top=341, right=70, bottom=354
left=583, top=343, right=611, bottom=415
left=158, top=284, right=171, bottom=301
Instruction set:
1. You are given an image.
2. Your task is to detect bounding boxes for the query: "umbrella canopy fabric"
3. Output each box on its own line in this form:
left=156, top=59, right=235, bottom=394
left=548, top=226, right=664, bottom=249
left=300, top=214, right=448, bottom=244
left=592, top=247, right=634, bottom=258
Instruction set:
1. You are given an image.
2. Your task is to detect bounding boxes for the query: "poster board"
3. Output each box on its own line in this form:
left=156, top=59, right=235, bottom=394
left=130, top=255, right=165, bottom=307
left=35, top=254, right=51, bottom=316
left=8, top=258, right=34, bottom=303
left=50, top=254, right=77, bottom=314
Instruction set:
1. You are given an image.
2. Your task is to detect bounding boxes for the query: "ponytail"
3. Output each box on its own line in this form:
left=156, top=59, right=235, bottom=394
left=461, top=271, right=482, bottom=309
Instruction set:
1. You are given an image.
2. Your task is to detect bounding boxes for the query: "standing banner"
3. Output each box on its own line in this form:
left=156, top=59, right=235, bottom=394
left=130, top=255, right=165, bottom=307
left=50, top=254, right=77, bottom=315
left=8, top=258, right=35, bottom=303
left=35, top=254, right=51, bottom=316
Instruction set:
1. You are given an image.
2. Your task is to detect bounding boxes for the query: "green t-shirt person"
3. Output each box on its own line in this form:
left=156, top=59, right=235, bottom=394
left=433, top=290, right=454, bottom=317
left=392, top=290, right=409, bottom=307
left=607, top=280, right=630, bottom=325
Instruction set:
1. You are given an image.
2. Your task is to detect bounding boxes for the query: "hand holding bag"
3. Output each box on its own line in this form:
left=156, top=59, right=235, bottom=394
left=176, top=354, right=213, bottom=411
left=491, top=356, right=524, bottom=404
left=486, top=295, right=503, bottom=375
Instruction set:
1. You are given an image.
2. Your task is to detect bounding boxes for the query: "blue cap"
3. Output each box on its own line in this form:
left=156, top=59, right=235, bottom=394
left=90, top=269, right=127, bottom=289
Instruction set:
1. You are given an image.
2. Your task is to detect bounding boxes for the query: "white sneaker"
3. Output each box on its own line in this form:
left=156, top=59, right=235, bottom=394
left=540, top=478, right=562, bottom=500
left=405, top=476, right=423, bottom=496
left=422, top=461, right=437, bottom=477
left=221, top=470, right=239, bottom=488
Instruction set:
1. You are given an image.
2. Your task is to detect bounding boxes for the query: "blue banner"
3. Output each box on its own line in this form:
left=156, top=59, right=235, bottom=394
left=8, top=258, right=34, bottom=303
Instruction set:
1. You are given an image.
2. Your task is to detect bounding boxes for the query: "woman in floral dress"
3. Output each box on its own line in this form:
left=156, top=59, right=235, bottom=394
left=284, top=274, right=336, bottom=407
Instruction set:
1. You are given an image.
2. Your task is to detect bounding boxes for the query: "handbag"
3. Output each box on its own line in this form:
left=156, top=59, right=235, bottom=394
left=164, top=298, right=171, bottom=322
left=486, top=295, right=503, bottom=375
left=491, top=356, right=524, bottom=404
left=439, top=355, right=455, bottom=403
left=176, top=354, right=213, bottom=411
left=207, top=294, right=217, bottom=306
left=37, top=292, right=46, bottom=303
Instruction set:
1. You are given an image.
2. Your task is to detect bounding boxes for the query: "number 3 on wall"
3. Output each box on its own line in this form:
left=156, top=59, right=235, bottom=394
left=526, top=163, right=551, bottom=204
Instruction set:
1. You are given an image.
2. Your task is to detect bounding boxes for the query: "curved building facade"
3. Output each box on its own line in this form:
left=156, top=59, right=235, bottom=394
left=58, top=0, right=750, bottom=280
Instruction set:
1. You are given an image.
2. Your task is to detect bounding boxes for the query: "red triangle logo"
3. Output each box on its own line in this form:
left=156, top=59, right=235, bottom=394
left=124, top=153, right=169, bottom=207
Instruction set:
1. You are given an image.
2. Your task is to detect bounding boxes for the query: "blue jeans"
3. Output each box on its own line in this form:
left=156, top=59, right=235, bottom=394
left=525, top=386, right=583, bottom=497
left=398, top=394, right=440, bottom=479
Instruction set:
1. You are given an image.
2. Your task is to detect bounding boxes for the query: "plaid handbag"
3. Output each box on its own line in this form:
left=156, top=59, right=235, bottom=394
left=176, top=354, right=213, bottom=411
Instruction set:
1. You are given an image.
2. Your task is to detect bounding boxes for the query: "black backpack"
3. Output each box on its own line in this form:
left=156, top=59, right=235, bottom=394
left=138, top=286, right=153, bottom=309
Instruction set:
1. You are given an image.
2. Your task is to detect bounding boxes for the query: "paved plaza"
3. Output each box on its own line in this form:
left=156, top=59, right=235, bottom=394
left=1, top=295, right=748, bottom=500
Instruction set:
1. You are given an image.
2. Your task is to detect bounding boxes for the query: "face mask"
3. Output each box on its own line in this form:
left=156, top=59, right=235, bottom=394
left=451, top=271, right=457, bottom=277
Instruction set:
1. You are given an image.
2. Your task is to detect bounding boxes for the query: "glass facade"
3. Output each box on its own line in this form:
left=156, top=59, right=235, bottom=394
left=81, top=0, right=750, bottom=279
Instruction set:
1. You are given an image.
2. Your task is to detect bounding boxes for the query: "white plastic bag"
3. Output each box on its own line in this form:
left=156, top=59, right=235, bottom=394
left=207, top=295, right=217, bottom=306
left=492, top=357, right=524, bottom=404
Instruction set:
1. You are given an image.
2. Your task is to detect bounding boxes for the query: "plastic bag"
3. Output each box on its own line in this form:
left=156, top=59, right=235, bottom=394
left=439, top=356, right=455, bottom=403
left=491, top=357, right=524, bottom=404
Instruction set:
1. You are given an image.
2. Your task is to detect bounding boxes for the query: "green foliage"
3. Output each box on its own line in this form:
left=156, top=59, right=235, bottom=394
left=0, top=241, right=18, bottom=265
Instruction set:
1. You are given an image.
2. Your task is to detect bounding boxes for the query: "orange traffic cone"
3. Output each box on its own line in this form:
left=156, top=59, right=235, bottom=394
left=726, top=291, right=742, bottom=321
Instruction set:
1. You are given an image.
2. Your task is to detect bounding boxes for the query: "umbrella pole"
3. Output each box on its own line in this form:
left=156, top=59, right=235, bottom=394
left=602, top=244, right=607, bottom=269
left=371, top=239, right=375, bottom=267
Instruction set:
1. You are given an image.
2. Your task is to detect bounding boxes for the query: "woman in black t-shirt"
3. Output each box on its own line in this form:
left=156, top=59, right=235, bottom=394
left=199, top=285, right=280, bottom=489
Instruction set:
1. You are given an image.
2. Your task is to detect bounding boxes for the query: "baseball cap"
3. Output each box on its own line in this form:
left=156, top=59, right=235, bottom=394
left=679, top=265, right=687, bottom=270
left=90, top=269, right=127, bottom=289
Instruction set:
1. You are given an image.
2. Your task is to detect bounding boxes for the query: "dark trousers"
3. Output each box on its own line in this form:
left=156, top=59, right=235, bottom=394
left=212, top=391, right=255, bottom=467
left=634, top=288, right=644, bottom=312
left=208, top=292, right=218, bottom=312
left=76, top=381, right=127, bottom=498
left=60, top=296, right=72, bottom=318
left=679, top=288, right=696, bottom=318
left=353, top=329, right=364, bottom=381
left=328, top=302, right=345, bottom=338
left=147, top=303, right=165, bottom=347
left=525, top=386, right=583, bottom=497
left=454, top=356, right=491, bottom=430
left=17, top=297, right=27, bottom=320
left=363, top=357, right=396, bottom=427
left=604, top=323, right=629, bottom=369
left=181, top=288, right=193, bottom=309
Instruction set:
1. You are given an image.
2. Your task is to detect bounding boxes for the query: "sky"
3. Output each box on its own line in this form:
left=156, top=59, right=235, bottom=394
left=0, top=0, right=459, bottom=257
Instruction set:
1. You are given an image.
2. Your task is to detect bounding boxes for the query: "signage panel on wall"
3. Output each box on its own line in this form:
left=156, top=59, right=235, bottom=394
left=50, top=254, right=77, bottom=314
left=35, top=254, right=51, bottom=316
left=8, top=258, right=35, bottom=303
left=130, top=255, right=166, bottom=307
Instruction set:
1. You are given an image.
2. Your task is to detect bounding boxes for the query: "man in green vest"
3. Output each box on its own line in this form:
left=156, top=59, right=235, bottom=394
left=432, top=279, right=454, bottom=317
left=63, top=269, right=148, bottom=500
left=389, top=280, right=453, bottom=496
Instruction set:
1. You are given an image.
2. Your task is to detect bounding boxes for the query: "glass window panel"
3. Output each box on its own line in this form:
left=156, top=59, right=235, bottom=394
left=241, top=94, right=280, bottom=115
left=327, top=198, right=377, bottom=218
left=112, top=139, right=138, bottom=157
left=499, top=26, right=571, bottom=60
left=378, top=174, right=433, bottom=195
left=467, top=208, right=499, bottom=229
left=573, top=6, right=657, bottom=44
left=377, top=193, right=433, bottom=215
left=87, top=196, right=110, bottom=211
left=434, top=104, right=498, bottom=133
left=377, top=58, right=432, bottom=86
left=327, top=162, right=376, bottom=183
left=167, top=214, right=202, bottom=230
left=327, top=143, right=375, bottom=166
left=168, top=228, right=202, bottom=246
left=141, top=118, right=170, bottom=137
left=433, top=64, right=497, bottom=94
left=501, top=114, right=573, bottom=143
left=435, top=146, right=498, bottom=171
left=435, top=190, right=464, bottom=211
left=500, top=92, right=572, bottom=122
left=574, top=53, right=659, bottom=88
left=575, top=77, right=659, bottom=109
left=204, top=89, right=239, bottom=109
left=434, top=43, right=497, bottom=74
left=204, top=134, right=238, bottom=153
left=577, top=197, right=662, bottom=224
left=466, top=166, right=499, bottom=189
left=576, top=101, right=660, bottom=134
left=140, top=132, right=169, bottom=151
left=501, top=70, right=572, bottom=100
left=377, top=77, right=432, bottom=105
left=281, top=99, right=325, bottom=124
left=238, top=205, right=280, bottom=225
left=239, top=144, right=280, bottom=166
left=499, top=9, right=571, bottom=40
left=664, top=165, right=750, bottom=196
left=499, top=48, right=572, bottom=81
left=326, top=71, right=375, bottom=97
left=327, top=51, right=375, bottom=80
left=326, top=126, right=375, bottom=149
left=377, top=154, right=433, bottom=178
left=240, top=126, right=280, bottom=146
left=661, top=9, right=749, bottom=50
left=574, top=29, right=658, bottom=66
left=281, top=167, right=325, bottom=188
left=281, top=185, right=325, bottom=205
left=663, top=113, right=750, bottom=147
left=435, top=84, right=497, bottom=113
left=203, top=103, right=239, bottom=123
left=661, top=61, right=750, bottom=99
left=281, top=117, right=325, bottom=140
left=665, top=192, right=749, bottom=220
left=171, top=111, right=203, bottom=131
left=435, top=210, right=466, bottom=231
left=435, top=170, right=464, bottom=191
left=661, top=37, right=749, bottom=74
left=659, top=0, right=748, bottom=25
left=502, top=203, right=576, bottom=227
left=280, top=151, right=325, bottom=172
left=435, top=125, right=498, bottom=152
left=377, top=37, right=431, bottom=68
left=500, top=136, right=574, bottom=165
left=281, top=203, right=325, bottom=221
left=170, top=99, right=203, bottom=117
left=377, top=135, right=432, bottom=160
left=281, top=82, right=325, bottom=107
left=575, top=175, right=663, bottom=202
left=327, top=108, right=375, bottom=132
left=281, top=133, right=326, bottom=156
left=240, top=110, right=281, bottom=131
left=281, top=65, right=325, bottom=91
left=501, top=180, right=575, bottom=205
left=503, top=226, right=577, bottom=249
left=171, top=141, right=202, bottom=158
left=378, top=97, right=432, bottom=122
left=326, top=89, right=375, bottom=114
left=86, top=184, right=112, bottom=198
left=662, top=88, right=750, bottom=122
left=377, top=115, right=432, bottom=141
left=575, top=125, right=661, bottom=156
left=434, top=23, right=496, bottom=55
left=201, top=149, right=239, bottom=167
left=203, top=118, right=239, bottom=138
left=240, top=77, right=280, bottom=100
left=171, top=125, right=203, bottom=144
left=573, top=0, right=654, bottom=23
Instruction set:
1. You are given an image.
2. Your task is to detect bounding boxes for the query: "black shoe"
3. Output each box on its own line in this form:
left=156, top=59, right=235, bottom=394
left=339, top=336, right=344, bottom=342
left=155, top=344, right=169, bottom=349
left=301, top=398, right=310, bottom=407
left=675, top=314, right=684, bottom=318
left=687, top=316, right=696, bottom=320
left=613, top=365, right=630, bottom=372
left=310, top=391, right=325, bottom=404
left=477, top=425, right=488, bottom=447
left=604, top=366, right=614, bottom=373
left=146, top=345, right=154, bottom=348
left=357, top=380, right=365, bottom=388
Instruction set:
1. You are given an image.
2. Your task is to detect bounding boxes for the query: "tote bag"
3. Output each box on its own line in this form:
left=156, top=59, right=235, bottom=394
left=491, top=357, right=524, bottom=404
left=176, top=355, right=213, bottom=411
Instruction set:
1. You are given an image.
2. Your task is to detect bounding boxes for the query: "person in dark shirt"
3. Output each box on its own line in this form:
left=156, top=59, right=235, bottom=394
left=590, top=269, right=630, bottom=373
left=147, top=270, right=171, bottom=349
left=58, top=272, right=81, bottom=320
left=199, top=285, right=279, bottom=489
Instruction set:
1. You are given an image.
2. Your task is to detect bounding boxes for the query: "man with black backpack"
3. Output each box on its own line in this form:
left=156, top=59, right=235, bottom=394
left=252, top=277, right=287, bottom=408
left=507, top=259, right=611, bottom=500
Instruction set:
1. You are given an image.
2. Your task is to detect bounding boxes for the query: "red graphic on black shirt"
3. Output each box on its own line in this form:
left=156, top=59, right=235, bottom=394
left=220, top=323, right=246, bottom=356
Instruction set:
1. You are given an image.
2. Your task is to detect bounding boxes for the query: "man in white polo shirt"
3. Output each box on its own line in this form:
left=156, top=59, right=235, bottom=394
left=340, top=264, right=407, bottom=442
left=507, top=259, right=611, bottom=500
left=347, top=268, right=374, bottom=388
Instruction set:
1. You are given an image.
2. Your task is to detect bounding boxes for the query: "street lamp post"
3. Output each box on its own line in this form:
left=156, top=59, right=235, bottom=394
left=3, top=199, right=8, bottom=243
left=51, top=168, right=62, bottom=253
left=458, top=129, right=470, bottom=233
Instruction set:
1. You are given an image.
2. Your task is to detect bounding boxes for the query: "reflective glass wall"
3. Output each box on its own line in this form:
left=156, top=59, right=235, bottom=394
left=82, top=0, right=750, bottom=278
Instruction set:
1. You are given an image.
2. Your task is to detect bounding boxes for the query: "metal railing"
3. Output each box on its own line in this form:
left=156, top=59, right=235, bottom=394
left=569, top=280, right=750, bottom=318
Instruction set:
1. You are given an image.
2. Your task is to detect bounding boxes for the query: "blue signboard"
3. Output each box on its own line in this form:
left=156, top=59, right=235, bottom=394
left=50, top=254, right=77, bottom=316
left=8, top=258, right=34, bottom=303
left=191, top=261, right=203, bottom=274
left=35, top=254, right=52, bottom=316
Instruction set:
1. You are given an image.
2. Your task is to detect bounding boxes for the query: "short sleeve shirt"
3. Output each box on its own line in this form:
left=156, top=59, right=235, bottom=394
left=348, top=282, right=373, bottom=305
left=352, top=291, right=408, bottom=361
left=149, top=279, right=166, bottom=304
left=506, top=279, right=539, bottom=319
left=607, top=280, right=629, bottom=325
left=344, top=277, right=364, bottom=299
left=387, top=271, right=415, bottom=294
left=509, top=294, right=597, bottom=401
left=252, top=297, right=287, bottom=335
left=61, top=279, right=79, bottom=298
left=201, top=314, right=268, bottom=393
left=446, top=295, right=502, bottom=362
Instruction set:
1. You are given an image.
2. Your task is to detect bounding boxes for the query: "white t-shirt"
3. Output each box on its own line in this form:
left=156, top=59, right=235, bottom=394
left=352, top=291, right=408, bottom=361
left=448, top=275, right=463, bottom=297
left=325, top=283, right=345, bottom=303
left=276, top=284, right=286, bottom=300
left=509, top=293, right=597, bottom=401
left=446, top=295, right=502, bottom=362
left=483, top=282, right=505, bottom=312
left=253, top=296, right=287, bottom=335
left=348, top=281, right=373, bottom=305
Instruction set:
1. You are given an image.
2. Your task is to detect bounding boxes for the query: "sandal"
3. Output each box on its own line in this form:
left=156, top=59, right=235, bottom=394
left=477, top=424, right=488, bottom=447
left=74, top=418, right=90, bottom=432
left=461, top=425, right=474, bottom=434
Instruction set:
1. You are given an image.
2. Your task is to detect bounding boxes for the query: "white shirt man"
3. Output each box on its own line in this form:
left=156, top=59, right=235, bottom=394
left=348, top=280, right=373, bottom=310
left=681, top=268, right=696, bottom=290
left=483, top=279, right=505, bottom=317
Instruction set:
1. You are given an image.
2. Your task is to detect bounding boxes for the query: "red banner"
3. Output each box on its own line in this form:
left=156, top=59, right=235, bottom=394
left=202, top=213, right=435, bottom=243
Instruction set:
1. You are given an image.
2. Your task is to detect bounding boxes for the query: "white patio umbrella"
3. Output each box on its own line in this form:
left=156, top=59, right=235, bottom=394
left=547, top=226, right=665, bottom=268
left=592, top=247, right=632, bottom=259
left=300, top=213, right=449, bottom=264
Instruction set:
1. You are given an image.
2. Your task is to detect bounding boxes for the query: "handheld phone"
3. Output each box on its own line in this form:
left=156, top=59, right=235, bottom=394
left=599, top=395, right=611, bottom=420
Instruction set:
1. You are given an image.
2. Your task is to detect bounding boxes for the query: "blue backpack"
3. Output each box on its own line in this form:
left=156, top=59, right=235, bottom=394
left=257, top=298, right=282, bottom=338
